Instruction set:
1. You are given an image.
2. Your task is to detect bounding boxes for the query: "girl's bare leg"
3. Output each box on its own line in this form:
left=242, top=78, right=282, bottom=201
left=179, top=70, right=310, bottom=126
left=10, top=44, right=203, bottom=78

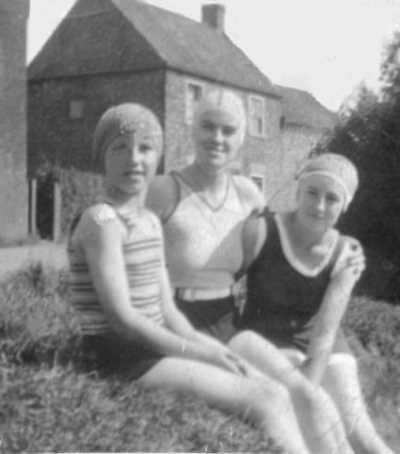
left=139, top=356, right=311, bottom=454
left=322, top=356, right=395, bottom=454
left=229, top=330, right=355, bottom=454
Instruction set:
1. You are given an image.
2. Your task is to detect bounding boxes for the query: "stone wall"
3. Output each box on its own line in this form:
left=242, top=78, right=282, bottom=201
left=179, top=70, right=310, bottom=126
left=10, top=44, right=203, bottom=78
left=268, top=126, right=327, bottom=211
left=28, top=66, right=330, bottom=235
left=28, top=70, right=165, bottom=235
left=0, top=0, right=29, bottom=241
left=164, top=71, right=285, bottom=201
left=28, top=70, right=165, bottom=176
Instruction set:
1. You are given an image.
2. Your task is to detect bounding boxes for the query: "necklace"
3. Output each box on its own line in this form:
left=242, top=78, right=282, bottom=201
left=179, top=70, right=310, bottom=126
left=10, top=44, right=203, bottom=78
left=195, top=177, right=230, bottom=211
left=180, top=167, right=231, bottom=212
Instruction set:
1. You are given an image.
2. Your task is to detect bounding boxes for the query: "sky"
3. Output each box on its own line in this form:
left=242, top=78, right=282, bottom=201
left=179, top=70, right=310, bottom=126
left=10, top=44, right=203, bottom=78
left=27, top=0, right=400, bottom=111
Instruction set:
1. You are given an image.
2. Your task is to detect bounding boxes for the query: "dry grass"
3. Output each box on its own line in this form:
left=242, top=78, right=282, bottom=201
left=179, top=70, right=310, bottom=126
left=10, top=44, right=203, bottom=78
left=0, top=264, right=399, bottom=452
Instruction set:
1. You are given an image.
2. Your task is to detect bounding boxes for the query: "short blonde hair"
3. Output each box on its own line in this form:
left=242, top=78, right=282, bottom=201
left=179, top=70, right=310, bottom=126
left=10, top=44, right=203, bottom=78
left=193, top=89, right=246, bottom=145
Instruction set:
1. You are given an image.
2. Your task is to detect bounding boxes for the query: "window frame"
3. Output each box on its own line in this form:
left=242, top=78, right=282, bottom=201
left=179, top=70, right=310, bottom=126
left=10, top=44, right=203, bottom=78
left=69, top=99, right=85, bottom=120
left=185, top=79, right=204, bottom=125
left=248, top=94, right=267, bottom=138
left=250, top=172, right=266, bottom=193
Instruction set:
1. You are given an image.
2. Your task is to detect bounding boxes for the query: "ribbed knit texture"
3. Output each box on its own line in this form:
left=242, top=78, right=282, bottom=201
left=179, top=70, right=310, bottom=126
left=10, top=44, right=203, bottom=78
left=68, top=204, right=164, bottom=335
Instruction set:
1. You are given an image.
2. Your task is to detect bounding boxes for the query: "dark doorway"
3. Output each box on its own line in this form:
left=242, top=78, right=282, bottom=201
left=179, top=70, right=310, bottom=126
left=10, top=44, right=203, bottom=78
left=36, top=175, right=54, bottom=239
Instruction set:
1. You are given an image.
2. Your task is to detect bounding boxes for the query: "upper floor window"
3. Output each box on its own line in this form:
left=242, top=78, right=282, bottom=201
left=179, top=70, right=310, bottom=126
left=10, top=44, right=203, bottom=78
left=69, top=100, right=84, bottom=119
left=248, top=95, right=266, bottom=137
left=185, top=81, right=203, bottom=124
left=250, top=173, right=265, bottom=193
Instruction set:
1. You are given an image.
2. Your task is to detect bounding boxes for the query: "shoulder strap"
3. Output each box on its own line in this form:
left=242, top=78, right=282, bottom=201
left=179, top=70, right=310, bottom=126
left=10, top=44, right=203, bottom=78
left=69, top=201, right=116, bottom=235
left=230, top=175, right=247, bottom=210
left=69, top=211, right=82, bottom=235
left=236, top=207, right=270, bottom=279
left=162, top=171, right=182, bottom=224
left=231, top=174, right=265, bottom=212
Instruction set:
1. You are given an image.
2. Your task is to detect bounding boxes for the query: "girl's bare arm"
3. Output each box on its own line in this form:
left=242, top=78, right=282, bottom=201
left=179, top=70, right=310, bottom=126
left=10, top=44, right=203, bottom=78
left=81, top=207, right=246, bottom=375
left=303, top=238, right=365, bottom=383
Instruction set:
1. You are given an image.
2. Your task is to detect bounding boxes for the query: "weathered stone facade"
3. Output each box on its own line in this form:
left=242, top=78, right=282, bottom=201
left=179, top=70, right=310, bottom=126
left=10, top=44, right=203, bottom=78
left=28, top=66, right=331, bottom=236
left=268, top=126, right=328, bottom=211
left=28, top=70, right=166, bottom=235
left=164, top=72, right=282, bottom=178
left=0, top=0, right=29, bottom=241
left=27, top=0, right=335, bottom=239
left=28, top=70, right=165, bottom=175
left=29, top=67, right=286, bottom=236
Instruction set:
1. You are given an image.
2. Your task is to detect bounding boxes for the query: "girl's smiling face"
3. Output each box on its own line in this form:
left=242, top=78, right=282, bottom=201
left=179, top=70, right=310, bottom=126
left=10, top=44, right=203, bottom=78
left=192, top=109, right=243, bottom=171
left=296, top=174, right=346, bottom=233
left=105, top=130, right=161, bottom=196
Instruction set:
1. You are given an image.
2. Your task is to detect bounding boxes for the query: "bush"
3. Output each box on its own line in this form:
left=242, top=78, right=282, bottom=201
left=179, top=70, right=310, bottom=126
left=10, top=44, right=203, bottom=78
left=319, top=32, right=400, bottom=294
left=345, top=296, right=400, bottom=360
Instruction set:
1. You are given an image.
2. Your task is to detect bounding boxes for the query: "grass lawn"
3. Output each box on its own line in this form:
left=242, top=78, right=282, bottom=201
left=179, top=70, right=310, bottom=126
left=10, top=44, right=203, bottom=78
left=0, top=264, right=399, bottom=453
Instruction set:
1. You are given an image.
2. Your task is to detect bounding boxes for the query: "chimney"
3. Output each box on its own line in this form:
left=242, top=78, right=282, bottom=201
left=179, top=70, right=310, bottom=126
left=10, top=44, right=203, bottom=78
left=202, top=4, right=225, bottom=33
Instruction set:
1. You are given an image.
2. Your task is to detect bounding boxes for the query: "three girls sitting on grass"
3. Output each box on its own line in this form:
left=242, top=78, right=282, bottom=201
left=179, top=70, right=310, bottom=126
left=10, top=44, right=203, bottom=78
left=68, top=99, right=393, bottom=454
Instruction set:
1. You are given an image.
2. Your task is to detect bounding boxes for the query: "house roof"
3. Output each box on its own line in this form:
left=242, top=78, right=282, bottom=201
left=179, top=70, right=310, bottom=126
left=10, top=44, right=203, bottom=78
left=29, top=0, right=277, bottom=97
left=276, top=84, right=337, bottom=131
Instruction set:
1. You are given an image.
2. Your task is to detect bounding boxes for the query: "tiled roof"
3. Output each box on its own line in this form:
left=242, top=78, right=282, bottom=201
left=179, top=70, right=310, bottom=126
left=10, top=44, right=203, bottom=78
left=29, top=0, right=277, bottom=97
left=276, top=84, right=337, bottom=131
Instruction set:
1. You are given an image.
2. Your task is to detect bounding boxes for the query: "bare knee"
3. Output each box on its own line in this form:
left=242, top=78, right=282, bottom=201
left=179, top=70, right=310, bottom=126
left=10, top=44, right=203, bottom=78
left=288, top=376, right=339, bottom=419
left=229, top=329, right=275, bottom=356
left=326, top=353, right=358, bottom=379
left=229, top=329, right=258, bottom=350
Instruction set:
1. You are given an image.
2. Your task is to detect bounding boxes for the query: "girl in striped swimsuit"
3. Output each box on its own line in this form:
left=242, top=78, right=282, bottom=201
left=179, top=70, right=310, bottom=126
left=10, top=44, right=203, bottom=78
left=147, top=90, right=357, bottom=454
left=68, top=103, right=324, bottom=454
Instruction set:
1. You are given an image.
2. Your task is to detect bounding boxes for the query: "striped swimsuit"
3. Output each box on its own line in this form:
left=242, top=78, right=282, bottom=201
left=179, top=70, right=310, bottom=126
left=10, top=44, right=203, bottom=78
left=68, top=203, right=165, bottom=377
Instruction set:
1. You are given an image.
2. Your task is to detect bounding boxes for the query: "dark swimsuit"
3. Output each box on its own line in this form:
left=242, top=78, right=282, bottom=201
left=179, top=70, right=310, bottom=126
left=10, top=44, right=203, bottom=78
left=175, top=295, right=238, bottom=343
left=240, top=209, right=351, bottom=354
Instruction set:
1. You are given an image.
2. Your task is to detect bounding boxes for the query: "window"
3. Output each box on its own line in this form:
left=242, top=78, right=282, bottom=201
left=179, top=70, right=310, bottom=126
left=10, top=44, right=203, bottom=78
left=69, top=100, right=84, bottom=119
left=248, top=95, right=266, bottom=137
left=249, top=164, right=266, bottom=193
left=185, top=81, right=203, bottom=124
left=250, top=174, right=265, bottom=192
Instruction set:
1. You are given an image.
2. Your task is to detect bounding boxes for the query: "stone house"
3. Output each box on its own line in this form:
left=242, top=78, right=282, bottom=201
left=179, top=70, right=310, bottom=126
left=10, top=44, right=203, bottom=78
left=0, top=0, right=30, bottom=241
left=27, top=0, right=335, bottom=239
left=269, top=85, right=337, bottom=209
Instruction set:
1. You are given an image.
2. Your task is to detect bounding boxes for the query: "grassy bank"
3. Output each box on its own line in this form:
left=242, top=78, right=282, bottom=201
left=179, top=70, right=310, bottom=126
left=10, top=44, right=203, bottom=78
left=0, top=264, right=399, bottom=452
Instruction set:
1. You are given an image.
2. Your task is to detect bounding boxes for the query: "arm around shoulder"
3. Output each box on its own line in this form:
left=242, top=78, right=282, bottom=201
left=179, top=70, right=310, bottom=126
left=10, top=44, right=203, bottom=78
left=239, top=210, right=267, bottom=276
left=303, top=235, right=363, bottom=383
left=331, top=235, right=365, bottom=288
left=233, top=175, right=265, bottom=213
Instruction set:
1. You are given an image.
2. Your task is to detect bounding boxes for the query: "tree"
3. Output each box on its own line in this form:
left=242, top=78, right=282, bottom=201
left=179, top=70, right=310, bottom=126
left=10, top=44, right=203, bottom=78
left=318, top=33, right=400, bottom=299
